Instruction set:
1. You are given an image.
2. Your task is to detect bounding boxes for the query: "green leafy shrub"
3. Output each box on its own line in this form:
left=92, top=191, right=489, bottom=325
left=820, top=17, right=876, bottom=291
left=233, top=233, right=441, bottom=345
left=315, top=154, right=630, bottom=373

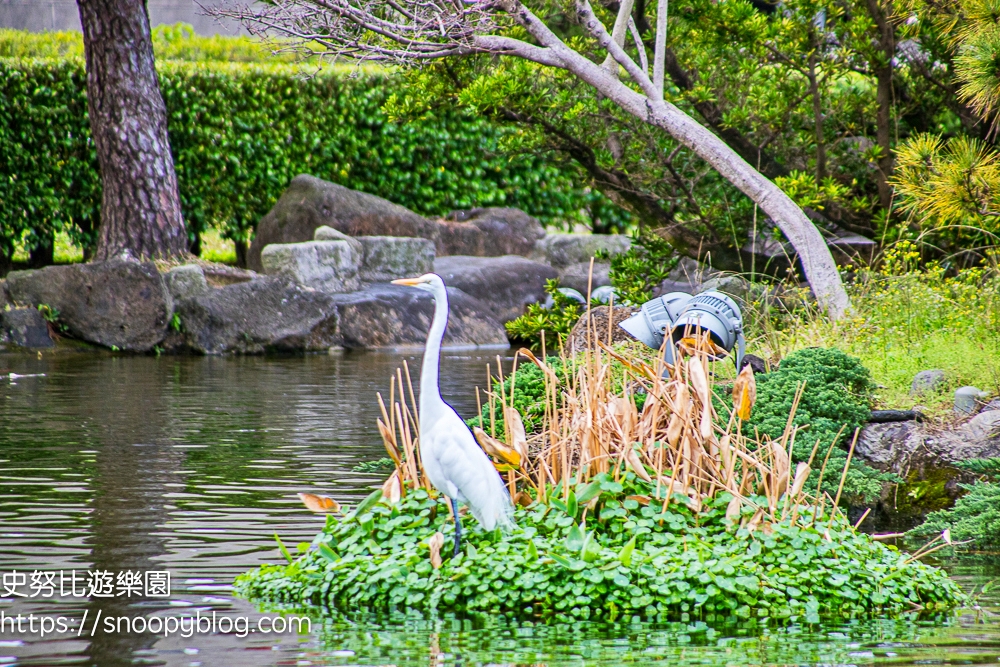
left=236, top=476, right=965, bottom=620
left=0, top=29, right=607, bottom=265
left=909, top=458, right=1000, bottom=550
left=742, top=347, right=891, bottom=503
left=505, top=281, right=583, bottom=349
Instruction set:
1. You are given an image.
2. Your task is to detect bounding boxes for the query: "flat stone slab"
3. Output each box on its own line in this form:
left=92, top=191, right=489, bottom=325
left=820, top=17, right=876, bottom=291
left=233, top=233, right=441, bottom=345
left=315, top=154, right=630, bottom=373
left=357, top=236, right=435, bottom=282
left=332, top=284, right=508, bottom=349
left=261, top=240, right=361, bottom=294
left=5, top=260, right=171, bottom=352
left=434, top=255, right=558, bottom=323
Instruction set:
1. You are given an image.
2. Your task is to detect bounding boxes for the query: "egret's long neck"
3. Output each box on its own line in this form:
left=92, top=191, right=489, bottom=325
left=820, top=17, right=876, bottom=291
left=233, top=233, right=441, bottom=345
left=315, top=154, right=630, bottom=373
left=419, top=287, right=448, bottom=424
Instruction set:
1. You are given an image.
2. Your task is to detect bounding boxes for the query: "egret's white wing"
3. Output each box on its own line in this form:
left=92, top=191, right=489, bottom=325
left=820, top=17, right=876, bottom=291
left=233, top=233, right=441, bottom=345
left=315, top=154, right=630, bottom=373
left=424, top=408, right=515, bottom=532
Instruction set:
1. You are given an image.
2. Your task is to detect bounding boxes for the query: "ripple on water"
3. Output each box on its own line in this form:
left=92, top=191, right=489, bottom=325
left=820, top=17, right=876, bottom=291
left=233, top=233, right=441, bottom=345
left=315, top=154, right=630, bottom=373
left=1, top=351, right=999, bottom=666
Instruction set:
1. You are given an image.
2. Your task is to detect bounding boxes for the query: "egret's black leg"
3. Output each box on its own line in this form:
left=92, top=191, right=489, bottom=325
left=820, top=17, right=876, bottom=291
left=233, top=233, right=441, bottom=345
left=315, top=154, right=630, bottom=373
left=451, top=497, right=462, bottom=556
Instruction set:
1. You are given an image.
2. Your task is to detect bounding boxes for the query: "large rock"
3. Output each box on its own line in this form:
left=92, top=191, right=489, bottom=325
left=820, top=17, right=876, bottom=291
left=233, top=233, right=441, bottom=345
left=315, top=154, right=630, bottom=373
left=4, top=260, right=170, bottom=352
left=856, top=410, right=1000, bottom=474
left=331, top=284, right=508, bottom=348
left=434, top=256, right=558, bottom=323
left=536, top=233, right=632, bottom=269
left=248, top=175, right=436, bottom=272
left=0, top=308, right=54, bottom=348
left=558, top=261, right=612, bottom=295
left=260, top=240, right=361, bottom=293
left=438, top=208, right=546, bottom=257
left=174, top=277, right=340, bottom=354
left=357, top=236, right=435, bottom=282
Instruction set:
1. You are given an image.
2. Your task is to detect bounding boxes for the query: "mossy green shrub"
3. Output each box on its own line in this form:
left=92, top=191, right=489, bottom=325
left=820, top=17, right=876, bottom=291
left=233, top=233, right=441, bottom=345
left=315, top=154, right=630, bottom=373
left=909, top=458, right=1000, bottom=550
left=742, top=347, right=892, bottom=503
left=466, top=356, right=565, bottom=440
left=0, top=28, right=611, bottom=264
left=236, top=474, right=965, bottom=620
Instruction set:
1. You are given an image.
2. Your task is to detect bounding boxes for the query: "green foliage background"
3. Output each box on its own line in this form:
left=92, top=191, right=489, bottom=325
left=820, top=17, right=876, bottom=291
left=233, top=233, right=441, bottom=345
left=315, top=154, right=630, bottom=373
left=0, top=28, right=609, bottom=264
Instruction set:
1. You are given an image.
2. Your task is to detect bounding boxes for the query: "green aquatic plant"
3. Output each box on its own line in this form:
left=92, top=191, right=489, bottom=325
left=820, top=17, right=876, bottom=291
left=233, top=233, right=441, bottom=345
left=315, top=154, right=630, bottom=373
left=237, top=479, right=965, bottom=620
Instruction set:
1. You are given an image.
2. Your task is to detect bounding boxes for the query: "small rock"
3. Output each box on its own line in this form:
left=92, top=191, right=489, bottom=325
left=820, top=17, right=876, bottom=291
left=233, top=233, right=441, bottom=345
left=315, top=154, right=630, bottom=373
left=174, top=277, right=340, bottom=354
left=4, top=260, right=171, bottom=352
left=536, top=234, right=632, bottom=269
left=954, top=385, right=987, bottom=414
left=438, top=208, right=546, bottom=257
left=201, top=264, right=257, bottom=288
left=566, top=305, right=640, bottom=353
left=964, top=410, right=1000, bottom=442
left=558, top=261, right=612, bottom=295
left=910, top=369, right=946, bottom=396
left=164, top=265, right=210, bottom=302
left=314, top=225, right=364, bottom=257
left=357, top=236, right=435, bottom=282
left=433, top=256, right=558, bottom=323
left=0, top=308, right=54, bottom=348
left=331, top=284, right=508, bottom=349
left=981, top=398, right=1000, bottom=413
left=260, top=240, right=361, bottom=293
left=248, top=175, right=436, bottom=272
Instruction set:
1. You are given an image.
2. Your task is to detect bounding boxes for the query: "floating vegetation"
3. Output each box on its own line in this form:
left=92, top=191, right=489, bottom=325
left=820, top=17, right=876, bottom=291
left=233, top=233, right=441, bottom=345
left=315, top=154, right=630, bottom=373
left=237, top=328, right=967, bottom=619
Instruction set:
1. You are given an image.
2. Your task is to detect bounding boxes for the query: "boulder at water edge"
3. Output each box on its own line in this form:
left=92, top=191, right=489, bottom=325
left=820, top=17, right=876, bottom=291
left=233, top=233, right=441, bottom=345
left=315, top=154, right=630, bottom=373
left=433, top=255, right=558, bottom=323
left=173, top=278, right=340, bottom=354
left=331, top=284, right=508, bottom=348
left=0, top=308, right=54, bottom=349
left=4, top=260, right=171, bottom=352
left=248, top=175, right=437, bottom=272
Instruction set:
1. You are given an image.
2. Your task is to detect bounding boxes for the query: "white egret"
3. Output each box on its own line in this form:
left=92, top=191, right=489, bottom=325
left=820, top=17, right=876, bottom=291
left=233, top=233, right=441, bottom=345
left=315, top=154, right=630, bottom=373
left=391, top=273, right=515, bottom=555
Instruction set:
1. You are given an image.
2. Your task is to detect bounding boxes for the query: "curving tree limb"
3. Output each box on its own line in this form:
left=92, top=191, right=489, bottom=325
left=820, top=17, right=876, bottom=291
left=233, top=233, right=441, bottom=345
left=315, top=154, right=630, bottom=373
left=217, top=0, right=851, bottom=318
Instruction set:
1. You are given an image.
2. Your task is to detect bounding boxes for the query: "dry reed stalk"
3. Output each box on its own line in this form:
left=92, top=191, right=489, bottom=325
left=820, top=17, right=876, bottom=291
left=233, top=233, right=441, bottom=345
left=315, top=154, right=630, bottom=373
left=375, top=325, right=863, bottom=533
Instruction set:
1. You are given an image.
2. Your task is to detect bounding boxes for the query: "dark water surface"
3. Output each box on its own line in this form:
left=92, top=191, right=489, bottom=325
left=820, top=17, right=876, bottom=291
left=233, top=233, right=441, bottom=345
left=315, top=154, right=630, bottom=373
left=0, top=352, right=998, bottom=667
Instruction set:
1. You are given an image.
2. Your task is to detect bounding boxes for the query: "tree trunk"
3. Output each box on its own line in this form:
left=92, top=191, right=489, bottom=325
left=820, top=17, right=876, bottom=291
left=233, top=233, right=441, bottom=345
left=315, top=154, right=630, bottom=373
left=865, top=0, right=896, bottom=210
left=77, top=0, right=188, bottom=261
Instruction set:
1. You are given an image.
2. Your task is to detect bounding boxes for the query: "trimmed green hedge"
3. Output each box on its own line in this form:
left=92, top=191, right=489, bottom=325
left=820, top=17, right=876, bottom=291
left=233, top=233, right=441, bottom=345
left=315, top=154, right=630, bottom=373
left=0, top=28, right=605, bottom=265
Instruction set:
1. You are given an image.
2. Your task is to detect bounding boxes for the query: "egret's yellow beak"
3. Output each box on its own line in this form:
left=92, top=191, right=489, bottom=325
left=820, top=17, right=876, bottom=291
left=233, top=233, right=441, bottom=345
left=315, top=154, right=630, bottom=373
left=391, top=277, right=426, bottom=286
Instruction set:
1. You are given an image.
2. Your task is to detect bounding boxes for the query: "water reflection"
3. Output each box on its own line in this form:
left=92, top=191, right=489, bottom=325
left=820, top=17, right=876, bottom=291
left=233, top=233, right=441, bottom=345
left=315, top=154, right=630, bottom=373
left=0, top=351, right=998, bottom=666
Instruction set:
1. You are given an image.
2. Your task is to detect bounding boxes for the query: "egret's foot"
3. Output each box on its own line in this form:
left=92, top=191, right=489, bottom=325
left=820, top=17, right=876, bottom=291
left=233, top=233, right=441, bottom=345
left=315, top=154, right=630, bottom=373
left=451, top=497, right=462, bottom=557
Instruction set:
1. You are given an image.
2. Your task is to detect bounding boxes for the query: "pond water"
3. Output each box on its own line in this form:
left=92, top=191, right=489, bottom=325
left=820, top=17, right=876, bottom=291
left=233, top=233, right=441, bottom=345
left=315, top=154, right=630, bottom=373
left=0, top=351, right=997, bottom=667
